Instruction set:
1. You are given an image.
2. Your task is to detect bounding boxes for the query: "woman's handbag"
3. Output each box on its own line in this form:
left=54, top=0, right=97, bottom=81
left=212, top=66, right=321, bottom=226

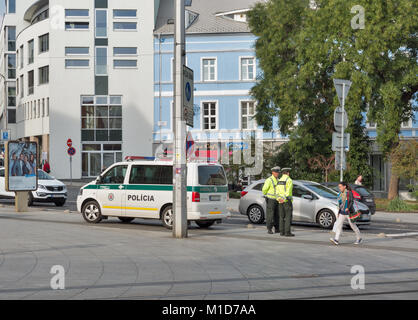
left=349, top=199, right=361, bottom=222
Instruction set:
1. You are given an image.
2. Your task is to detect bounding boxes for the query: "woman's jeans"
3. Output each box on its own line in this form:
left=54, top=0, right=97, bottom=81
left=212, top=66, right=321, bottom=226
left=333, top=213, right=361, bottom=241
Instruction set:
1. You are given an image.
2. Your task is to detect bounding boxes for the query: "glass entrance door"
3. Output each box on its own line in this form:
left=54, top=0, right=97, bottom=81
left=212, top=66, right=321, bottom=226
left=82, top=144, right=122, bottom=177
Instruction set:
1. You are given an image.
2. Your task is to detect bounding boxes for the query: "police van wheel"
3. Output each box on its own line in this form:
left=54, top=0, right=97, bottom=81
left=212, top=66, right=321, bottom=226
left=118, top=217, right=135, bottom=223
left=247, top=205, right=265, bottom=224
left=316, top=209, right=336, bottom=229
left=161, top=205, right=173, bottom=229
left=195, top=220, right=215, bottom=229
left=82, top=201, right=103, bottom=224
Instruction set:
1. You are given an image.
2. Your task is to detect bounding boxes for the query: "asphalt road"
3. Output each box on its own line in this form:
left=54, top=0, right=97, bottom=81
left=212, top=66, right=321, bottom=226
left=1, top=184, right=417, bottom=236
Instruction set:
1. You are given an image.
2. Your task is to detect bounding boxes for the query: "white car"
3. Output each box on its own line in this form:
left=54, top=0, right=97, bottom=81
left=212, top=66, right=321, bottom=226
left=0, top=167, right=67, bottom=206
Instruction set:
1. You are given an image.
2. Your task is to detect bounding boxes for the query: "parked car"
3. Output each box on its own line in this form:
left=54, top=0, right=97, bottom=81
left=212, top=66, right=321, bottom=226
left=239, top=180, right=371, bottom=229
left=0, top=168, right=67, bottom=206
left=321, top=182, right=376, bottom=214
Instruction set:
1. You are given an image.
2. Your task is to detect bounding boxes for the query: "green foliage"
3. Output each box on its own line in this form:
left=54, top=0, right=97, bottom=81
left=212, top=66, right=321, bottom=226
left=228, top=191, right=242, bottom=199
left=391, top=141, right=418, bottom=180
left=248, top=0, right=417, bottom=180
left=387, top=197, right=411, bottom=212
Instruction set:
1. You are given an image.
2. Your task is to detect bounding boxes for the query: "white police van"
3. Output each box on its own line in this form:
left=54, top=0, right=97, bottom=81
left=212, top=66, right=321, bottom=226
left=77, top=157, right=230, bottom=229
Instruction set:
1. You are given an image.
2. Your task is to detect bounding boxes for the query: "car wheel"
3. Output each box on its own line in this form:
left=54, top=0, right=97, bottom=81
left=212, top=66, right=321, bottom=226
left=28, top=192, right=34, bottom=206
left=161, top=205, right=173, bottom=229
left=54, top=200, right=66, bottom=207
left=195, top=220, right=215, bottom=228
left=82, top=201, right=102, bottom=224
left=247, top=205, right=265, bottom=224
left=316, top=209, right=336, bottom=229
left=118, top=217, right=135, bottom=223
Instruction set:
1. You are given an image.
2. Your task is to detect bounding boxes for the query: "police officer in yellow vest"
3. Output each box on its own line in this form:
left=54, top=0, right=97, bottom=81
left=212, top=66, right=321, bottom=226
left=262, top=166, right=281, bottom=234
left=277, top=168, right=294, bottom=237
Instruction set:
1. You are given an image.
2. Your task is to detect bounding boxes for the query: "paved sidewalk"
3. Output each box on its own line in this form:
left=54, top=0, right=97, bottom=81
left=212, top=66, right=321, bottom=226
left=0, top=207, right=417, bottom=300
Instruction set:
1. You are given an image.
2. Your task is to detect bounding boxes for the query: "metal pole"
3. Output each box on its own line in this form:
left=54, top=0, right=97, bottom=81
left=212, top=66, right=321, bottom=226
left=340, top=84, right=345, bottom=181
left=173, top=0, right=188, bottom=238
left=70, top=156, right=73, bottom=186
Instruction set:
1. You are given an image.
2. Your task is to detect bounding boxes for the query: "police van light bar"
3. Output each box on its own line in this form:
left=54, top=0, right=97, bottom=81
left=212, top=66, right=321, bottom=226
left=125, top=156, right=156, bottom=161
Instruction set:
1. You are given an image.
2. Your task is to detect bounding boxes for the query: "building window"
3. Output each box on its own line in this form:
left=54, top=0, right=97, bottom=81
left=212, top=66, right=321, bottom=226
left=28, top=71, right=34, bottom=95
left=7, top=26, right=16, bottom=51
left=202, top=102, right=217, bottom=130
left=39, top=66, right=49, bottom=84
left=65, top=9, right=89, bottom=17
left=7, top=54, right=16, bottom=79
left=113, top=9, right=137, bottom=18
left=113, top=47, right=137, bottom=56
left=65, top=59, right=90, bottom=68
left=8, top=109, right=16, bottom=124
left=113, top=22, right=137, bottom=31
left=31, top=9, right=49, bottom=25
left=113, top=60, right=137, bottom=68
left=95, top=47, right=107, bottom=75
left=7, top=84, right=16, bottom=107
left=39, top=34, right=49, bottom=53
left=240, top=57, right=255, bottom=80
left=401, top=118, right=412, bottom=128
left=95, top=9, right=107, bottom=38
left=81, top=96, right=123, bottom=143
left=7, top=0, right=16, bottom=14
left=65, top=22, right=89, bottom=30
left=20, top=45, right=24, bottom=68
left=20, top=75, right=24, bottom=98
left=65, top=47, right=89, bottom=55
left=28, top=40, right=34, bottom=64
left=202, top=58, right=216, bottom=81
left=241, top=101, right=257, bottom=129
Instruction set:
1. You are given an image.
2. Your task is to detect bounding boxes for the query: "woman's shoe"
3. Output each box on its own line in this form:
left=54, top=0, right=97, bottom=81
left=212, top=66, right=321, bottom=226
left=330, top=238, right=339, bottom=245
left=354, top=238, right=363, bottom=245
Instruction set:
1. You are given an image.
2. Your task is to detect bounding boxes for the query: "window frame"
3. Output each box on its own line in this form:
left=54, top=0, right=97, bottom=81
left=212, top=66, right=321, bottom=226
left=65, top=59, right=90, bottom=68
left=201, top=101, right=218, bottom=131
left=95, top=46, right=108, bottom=76
left=239, top=100, right=257, bottom=130
left=95, top=9, right=108, bottom=38
left=28, top=39, right=35, bottom=64
left=239, top=56, right=256, bottom=81
left=113, top=22, right=138, bottom=31
left=38, top=33, right=49, bottom=53
left=113, top=9, right=138, bottom=19
left=65, top=9, right=89, bottom=18
left=201, top=57, right=217, bottom=82
left=38, top=65, right=49, bottom=85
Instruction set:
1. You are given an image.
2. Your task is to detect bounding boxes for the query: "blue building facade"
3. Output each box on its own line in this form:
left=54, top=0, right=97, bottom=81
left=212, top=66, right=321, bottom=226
left=153, top=0, right=417, bottom=195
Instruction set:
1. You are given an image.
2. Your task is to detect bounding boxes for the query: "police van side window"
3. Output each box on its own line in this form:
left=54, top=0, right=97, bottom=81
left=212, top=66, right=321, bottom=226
left=101, top=165, right=127, bottom=184
left=0, top=169, right=4, bottom=177
left=129, top=165, right=173, bottom=185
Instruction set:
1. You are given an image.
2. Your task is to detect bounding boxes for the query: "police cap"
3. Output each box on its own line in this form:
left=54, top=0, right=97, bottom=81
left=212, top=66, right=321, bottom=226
left=281, top=167, right=292, bottom=173
left=271, top=166, right=281, bottom=173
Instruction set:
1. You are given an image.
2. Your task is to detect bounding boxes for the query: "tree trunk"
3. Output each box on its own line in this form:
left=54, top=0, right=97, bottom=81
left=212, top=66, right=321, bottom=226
left=388, top=166, right=399, bottom=200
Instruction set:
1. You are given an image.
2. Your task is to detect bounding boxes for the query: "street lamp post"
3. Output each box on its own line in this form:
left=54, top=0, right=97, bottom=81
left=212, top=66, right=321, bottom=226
left=173, top=0, right=188, bottom=238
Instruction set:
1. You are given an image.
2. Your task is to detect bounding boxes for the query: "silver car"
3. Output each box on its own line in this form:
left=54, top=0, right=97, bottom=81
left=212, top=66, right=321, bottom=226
left=239, top=180, right=371, bottom=229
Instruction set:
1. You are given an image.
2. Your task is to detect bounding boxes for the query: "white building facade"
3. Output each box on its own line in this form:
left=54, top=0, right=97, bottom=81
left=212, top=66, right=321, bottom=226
left=0, top=0, right=157, bottom=179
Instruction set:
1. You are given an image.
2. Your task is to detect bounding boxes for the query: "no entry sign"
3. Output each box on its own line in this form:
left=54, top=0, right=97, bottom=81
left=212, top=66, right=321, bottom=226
left=67, top=139, right=73, bottom=147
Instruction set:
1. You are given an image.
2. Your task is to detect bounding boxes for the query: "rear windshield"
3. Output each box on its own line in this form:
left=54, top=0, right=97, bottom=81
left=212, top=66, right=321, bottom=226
left=305, top=184, right=338, bottom=199
left=355, top=187, right=372, bottom=197
left=198, top=166, right=227, bottom=186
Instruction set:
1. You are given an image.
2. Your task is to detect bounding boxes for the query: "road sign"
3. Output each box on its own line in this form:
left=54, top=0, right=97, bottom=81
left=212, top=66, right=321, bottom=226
left=186, top=131, right=195, bottom=159
left=333, top=79, right=352, bottom=107
left=67, top=139, right=72, bottom=147
left=183, top=65, right=194, bottom=127
left=335, top=151, right=347, bottom=171
left=334, top=107, right=348, bottom=133
left=332, top=132, right=350, bottom=152
left=1, top=130, right=10, bottom=141
left=67, top=147, right=76, bottom=156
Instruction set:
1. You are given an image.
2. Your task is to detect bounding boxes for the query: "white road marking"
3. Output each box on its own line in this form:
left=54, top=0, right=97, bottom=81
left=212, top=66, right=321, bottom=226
left=386, top=232, right=418, bottom=238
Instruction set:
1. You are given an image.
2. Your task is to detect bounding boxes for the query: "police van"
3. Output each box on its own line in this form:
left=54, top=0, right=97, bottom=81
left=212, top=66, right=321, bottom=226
left=77, top=157, right=230, bottom=229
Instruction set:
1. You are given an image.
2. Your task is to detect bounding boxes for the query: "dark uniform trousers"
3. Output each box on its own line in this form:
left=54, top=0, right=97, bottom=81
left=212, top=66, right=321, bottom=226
left=266, top=198, right=279, bottom=231
left=279, top=201, right=293, bottom=235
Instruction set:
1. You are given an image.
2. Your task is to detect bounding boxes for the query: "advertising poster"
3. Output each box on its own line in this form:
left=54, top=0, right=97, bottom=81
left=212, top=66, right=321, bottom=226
left=5, top=141, right=38, bottom=192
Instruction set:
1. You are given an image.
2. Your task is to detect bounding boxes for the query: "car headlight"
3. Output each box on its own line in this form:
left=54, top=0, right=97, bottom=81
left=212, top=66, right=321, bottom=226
left=38, top=184, right=47, bottom=190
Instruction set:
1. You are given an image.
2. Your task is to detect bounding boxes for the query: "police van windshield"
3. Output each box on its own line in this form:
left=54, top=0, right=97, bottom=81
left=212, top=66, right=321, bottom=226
left=198, top=165, right=227, bottom=186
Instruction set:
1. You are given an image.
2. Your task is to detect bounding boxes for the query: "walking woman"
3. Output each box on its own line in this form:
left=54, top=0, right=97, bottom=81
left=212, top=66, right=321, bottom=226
left=330, top=182, right=362, bottom=245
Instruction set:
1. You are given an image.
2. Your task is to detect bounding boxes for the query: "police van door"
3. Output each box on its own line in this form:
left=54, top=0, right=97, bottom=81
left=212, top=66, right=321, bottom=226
left=96, top=164, right=128, bottom=217
left=124, top=164, right=172, bottom=219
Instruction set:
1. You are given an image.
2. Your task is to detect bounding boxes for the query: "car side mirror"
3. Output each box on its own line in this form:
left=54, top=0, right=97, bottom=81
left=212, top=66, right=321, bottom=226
left=96, top=176, right=103, bottom=184
left=302, top=194, right=313, bottom=200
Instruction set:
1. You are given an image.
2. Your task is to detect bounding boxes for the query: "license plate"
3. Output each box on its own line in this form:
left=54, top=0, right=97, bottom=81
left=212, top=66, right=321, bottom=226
left=210, top=195, right=221, bottom=201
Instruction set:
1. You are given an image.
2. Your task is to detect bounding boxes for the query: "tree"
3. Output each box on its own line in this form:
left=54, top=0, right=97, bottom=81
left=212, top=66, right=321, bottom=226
left=248, top=0, right=417, bottom=196
left=308, top=154, right=335, bottom=182
left=390, top=140, right=418, bottom=182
